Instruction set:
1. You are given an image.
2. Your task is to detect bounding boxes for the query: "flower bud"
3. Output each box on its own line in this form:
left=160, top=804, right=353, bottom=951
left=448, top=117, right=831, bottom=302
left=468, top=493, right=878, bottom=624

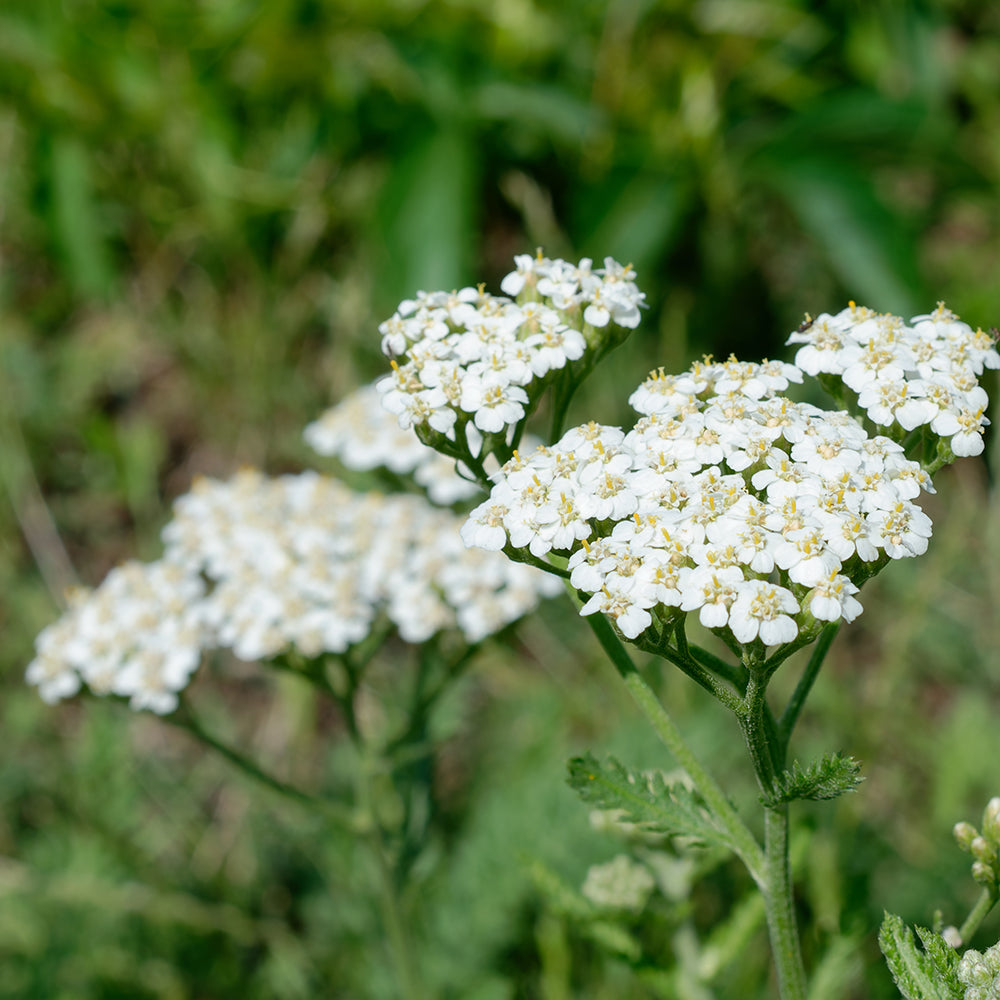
left=983, top=797, right=1000, bottom=842
left=972, top=860, right=996, bottom=887
left=955, top=821, right=979, bottom=852
left=942, top=925, right=962, bottom=948
left=971, top=836, right=997, bottom=865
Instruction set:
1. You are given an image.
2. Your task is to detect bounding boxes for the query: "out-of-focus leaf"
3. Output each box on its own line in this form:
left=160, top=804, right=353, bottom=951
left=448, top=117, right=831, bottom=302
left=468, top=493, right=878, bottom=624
left=48, top=135, right=114, bottom=299
left=743, top=91, right=939, bottom=153
left=376, top=127, right=479, bottom=303
left=757, top=156, right=919, bottom=314
left=567, top=753, right=737, bottom=853
left=580, top=174, right=688, bottom=274
left=474, top=81, right=605, bottom=146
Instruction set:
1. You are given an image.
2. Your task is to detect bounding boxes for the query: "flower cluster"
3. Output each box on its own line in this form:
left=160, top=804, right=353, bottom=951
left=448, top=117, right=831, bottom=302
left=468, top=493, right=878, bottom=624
left=954, top=797, right=1000, bottom=890
left=787, top=303, right=999, bottom=457
left=957, top=943, right=1000, bottom=1000
left=581, top=854, right=656, bottom=913
left=26, top=470, right=560, bottom=714
left=26, top=560, right=207, bottom=715
left=305, top=383, right=480, bottom=505
left=463, top=355, right=937, bottom=645
left=377, top=252, right=645, bottom=448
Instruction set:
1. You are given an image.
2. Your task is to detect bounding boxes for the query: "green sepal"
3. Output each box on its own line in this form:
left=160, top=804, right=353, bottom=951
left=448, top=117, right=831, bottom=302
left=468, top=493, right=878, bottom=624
left=760, top=752, right=863, bottom=807
left=566, top=753, right=737, bottom=853
left=877, top=913, right=961, bottom=1000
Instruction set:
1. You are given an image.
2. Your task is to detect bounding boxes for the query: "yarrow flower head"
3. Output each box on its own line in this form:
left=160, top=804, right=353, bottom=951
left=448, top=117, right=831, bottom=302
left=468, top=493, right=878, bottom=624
left=581, top=854, right=656, bottom=913
left=376, top=251, right=645, bottom=465
left=463, top=353, right=939, bottom=649
left=304, top=382, right=481, bottom=505
left=787, top=303, right=1000, bottom=460
left=26, top=469, right=560, bottom=714
left=25, top=560, right=206, bottom=714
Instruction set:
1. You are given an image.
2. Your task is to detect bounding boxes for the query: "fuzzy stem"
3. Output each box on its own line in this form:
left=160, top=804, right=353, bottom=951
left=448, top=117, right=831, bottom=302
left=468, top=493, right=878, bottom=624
left=958, top=888, right=999, bottom=946
left=584, top=611, right=765, bottom=884
left=777, top=622, right=839, bottom=748
left=741, top=673, right=807, bottom=1000
left=764, top=804, right=807, bottom=1000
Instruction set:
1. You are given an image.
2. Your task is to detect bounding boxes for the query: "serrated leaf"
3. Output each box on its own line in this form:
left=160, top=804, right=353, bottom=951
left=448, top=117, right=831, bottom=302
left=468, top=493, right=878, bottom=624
left=914, top=926, right=962, bottom=997
left=762, top=753, right=863, bottom=807
left=878, top=913, right=953, bottom=1000
left=567, top=753, right=736, bottom=853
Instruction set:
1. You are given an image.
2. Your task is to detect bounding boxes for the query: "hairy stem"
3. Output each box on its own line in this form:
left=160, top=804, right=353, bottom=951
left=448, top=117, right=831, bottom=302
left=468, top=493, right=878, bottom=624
left=958, top=888, right=999, bottom=946
left=764, top=804, right=807, bottom=1000
left=584, top=610, right=765, bottom=885
left=777, top=622, right=839, bottom=748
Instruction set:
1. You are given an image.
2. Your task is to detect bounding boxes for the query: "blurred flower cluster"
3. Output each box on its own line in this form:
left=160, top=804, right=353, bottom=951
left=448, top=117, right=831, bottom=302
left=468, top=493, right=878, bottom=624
left=26, top=441, right=559, bottom=715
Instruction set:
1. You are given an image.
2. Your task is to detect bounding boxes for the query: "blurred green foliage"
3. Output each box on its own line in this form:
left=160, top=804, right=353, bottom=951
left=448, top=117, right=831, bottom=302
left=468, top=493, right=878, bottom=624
left=2, top=0, right=1000, bottom=996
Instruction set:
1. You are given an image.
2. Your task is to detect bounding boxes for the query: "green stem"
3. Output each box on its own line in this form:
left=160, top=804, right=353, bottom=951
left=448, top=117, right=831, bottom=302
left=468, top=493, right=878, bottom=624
left=549, top=367, right=576, bottom=442
left=777, top=623, right=839, bottom=748
left=355, top=745, right=426, bottom=1000
left=169, top=704, right=350, bottom=823
left=958, top=888, right=999, bottom=946
left=376, top=855, right=424, bottom=1000
left=688, top=641, right=749, bottom=693
left=584, top=611, right=765, bottom=885
left=629, top=622, right=742, bottom=711
left=741, top=672, right=778, bottom=792
left=740, top=672, right=807, bottom=1000
left=764, top=804, right=807, bottom=1000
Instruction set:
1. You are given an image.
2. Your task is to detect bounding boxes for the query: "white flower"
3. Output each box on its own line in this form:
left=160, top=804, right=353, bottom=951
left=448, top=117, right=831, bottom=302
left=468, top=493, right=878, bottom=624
left=580, top=582, right=654, bottom=639
left=377, top=252, right=645, bottom=445
left=806, top=573, right=863, bottom=623
left=461, top=501, right=510, bottom=550
left=582, top=855, right=655, bottom=912
left=868, top=501, right=933, bottom=558
left=28, top=470, right=560, bottom=713
left=462, top=323, right=972, bottom=649
left=773, top=529, right=843, bottom=587
left=729, top=581, right=800, bottom=645
left=932, top=402, right=989, bottom=456
left=500, top=252, right=540, bottom=296
left=679, top=566, right=744, bottom=630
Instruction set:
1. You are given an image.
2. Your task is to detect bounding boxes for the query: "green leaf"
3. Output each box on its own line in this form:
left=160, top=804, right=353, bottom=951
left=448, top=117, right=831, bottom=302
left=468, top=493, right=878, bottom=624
left=49, top=135, right=115, bottom=299
left=878, top=913, right=956, bottom=1000
left=762, top=753, right=863, bottom=807
left=566, top=753, right=737, bottom=853
left=376, top=127, right=479, bottom=305
left=760, top=156, right=919, bottom=315
left=580, top=174, right=687, bottom=274
left=914, top=926, right=962, bottom=997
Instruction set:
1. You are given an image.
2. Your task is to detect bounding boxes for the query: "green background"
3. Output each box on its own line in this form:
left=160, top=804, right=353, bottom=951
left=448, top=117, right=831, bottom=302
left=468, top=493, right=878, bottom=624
left=1, top=1, right=999, bottom=996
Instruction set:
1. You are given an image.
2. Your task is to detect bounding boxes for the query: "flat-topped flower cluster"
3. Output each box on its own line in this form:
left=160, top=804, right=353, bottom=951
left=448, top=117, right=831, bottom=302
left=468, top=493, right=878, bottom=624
left=26, top=470, right=560, bottom=714
left=462, top=356, right=941, bottom=645
left=305, top=383, right=481, bottom=505
left=788, top=302, right=998, bottom=456
left=377, top=252, right=644, bottom=446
